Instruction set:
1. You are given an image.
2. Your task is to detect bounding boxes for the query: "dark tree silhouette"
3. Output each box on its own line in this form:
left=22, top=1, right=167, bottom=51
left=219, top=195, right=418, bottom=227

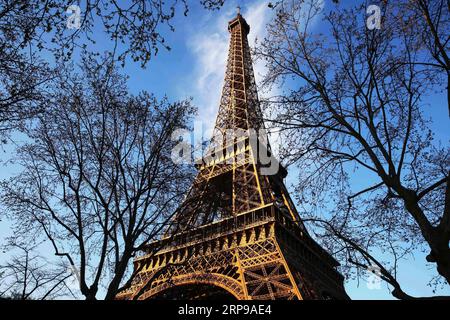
left=0, top=0, right=226, bottom=141
left=256, top=0, right=449, bottom=298
left=0, top=243, right=76, bottom=300
left=0, top=54, right=196, bottom=300
left=0, top=0, right=226, bottom=64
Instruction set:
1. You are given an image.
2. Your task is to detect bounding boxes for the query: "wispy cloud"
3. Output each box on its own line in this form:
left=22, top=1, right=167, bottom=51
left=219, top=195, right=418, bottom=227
left=186, top=1, right=274, bottom=139
left=243, top=1, right=272, bottom=86
left=187, top=17, right=229, bottom=131
left=243, top=1, right=281, bottom=156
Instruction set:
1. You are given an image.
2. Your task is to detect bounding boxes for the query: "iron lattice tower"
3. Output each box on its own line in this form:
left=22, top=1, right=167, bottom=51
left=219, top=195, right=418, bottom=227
left=117, top=13, right=349, bottom=300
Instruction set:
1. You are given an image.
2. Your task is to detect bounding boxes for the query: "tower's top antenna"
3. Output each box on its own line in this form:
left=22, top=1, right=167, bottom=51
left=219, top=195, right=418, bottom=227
left=228, top=6, right=249, bottom=34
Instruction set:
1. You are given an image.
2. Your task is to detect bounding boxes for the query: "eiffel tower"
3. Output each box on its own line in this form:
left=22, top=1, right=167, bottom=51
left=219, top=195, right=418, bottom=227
left=117, top=11, right=349, bottom=300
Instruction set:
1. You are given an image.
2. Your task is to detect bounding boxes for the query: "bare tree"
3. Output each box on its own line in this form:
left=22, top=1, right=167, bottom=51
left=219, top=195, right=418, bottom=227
left=0, top=243, right=76, bottom=300
left=0, top=54, right=196, bottom=300
left=0, top=0, right=53, bottom=142
left=0, top=0, right=225, bottom=141
left=256, top=0, right=449, bottom=298
left=0, top=0, right=226, bottom=65
left=404, top=0, right=449, bottom=116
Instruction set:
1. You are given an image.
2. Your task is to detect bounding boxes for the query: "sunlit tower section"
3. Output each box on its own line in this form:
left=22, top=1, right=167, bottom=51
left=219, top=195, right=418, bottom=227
left=116, top=11, right=349, bottom=300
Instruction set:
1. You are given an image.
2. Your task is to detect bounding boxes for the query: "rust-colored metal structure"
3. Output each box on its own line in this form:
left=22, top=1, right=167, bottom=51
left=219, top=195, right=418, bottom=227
left=117, top=13, right=349, bottom=300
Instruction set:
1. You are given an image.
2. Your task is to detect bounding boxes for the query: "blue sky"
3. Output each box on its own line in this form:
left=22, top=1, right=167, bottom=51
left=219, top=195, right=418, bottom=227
left=0, top=0, right=449, bottom=300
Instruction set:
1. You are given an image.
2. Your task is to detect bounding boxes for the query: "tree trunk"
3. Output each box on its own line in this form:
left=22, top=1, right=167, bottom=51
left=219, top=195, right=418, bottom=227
left=104, top=253, right=132, bottom=300
left=84, top=291, right=97, bottom=300
left=400, top=187, right=450, bottom=285
left=426, top=226, right=450, bottom=285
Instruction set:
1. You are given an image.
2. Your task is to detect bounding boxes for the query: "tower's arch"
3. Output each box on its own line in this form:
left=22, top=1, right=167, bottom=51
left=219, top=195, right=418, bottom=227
left=136, top=273, right=244, bottom=300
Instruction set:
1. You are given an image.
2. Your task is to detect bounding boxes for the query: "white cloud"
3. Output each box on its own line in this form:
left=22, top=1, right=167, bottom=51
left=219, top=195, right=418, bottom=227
left=243, top=1, right=272, bottom=85
left=243, top=1, right=282, bottom=156
left=186, top=0, right=279, bottom=152
left=187, top=23, right=228, bottom=131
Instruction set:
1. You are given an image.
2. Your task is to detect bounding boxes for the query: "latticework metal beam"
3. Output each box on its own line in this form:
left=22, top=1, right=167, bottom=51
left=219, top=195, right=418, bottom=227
left=116, top=12, right=349, bottom=301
